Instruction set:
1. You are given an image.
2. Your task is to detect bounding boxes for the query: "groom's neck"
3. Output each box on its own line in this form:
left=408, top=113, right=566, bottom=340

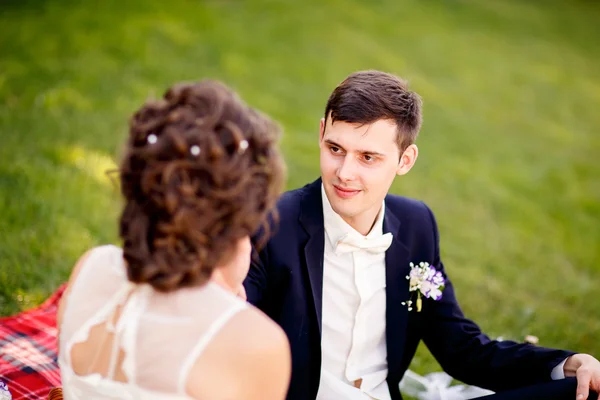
left=340, top=206, right=382, bottom=236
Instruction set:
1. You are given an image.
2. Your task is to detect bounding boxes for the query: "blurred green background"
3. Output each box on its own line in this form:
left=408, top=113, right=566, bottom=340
left=1, top=0, right=599, bottom=378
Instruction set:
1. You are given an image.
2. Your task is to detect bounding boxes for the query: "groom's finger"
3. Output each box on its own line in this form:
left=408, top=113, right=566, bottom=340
left=577, top=368, right=591, bottom=399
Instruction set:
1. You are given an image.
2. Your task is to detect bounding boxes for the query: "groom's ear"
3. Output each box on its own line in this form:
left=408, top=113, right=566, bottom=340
left=319, top=118, right=326, bottom=141
left=396, top=144, right=418, bottom=176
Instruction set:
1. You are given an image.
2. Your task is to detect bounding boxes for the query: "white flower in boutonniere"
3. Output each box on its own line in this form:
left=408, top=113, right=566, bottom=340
left=0, top=380, right=11, bottom=400
left=401, top=262, right=445, bottom=312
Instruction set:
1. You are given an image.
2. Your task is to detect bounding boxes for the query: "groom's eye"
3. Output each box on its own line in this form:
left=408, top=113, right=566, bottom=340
left=330, top=146, right=341, bottom=153
left=362, top=154, right=376, bottom=163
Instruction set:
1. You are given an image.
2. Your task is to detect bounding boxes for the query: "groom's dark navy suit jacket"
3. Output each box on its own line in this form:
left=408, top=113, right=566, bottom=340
left=244, top=179, right=573, bottom=400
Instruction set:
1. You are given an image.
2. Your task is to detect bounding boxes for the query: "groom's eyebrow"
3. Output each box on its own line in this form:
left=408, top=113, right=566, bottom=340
left=324, top=139, right=385, bottom=157
left=324, top=139, right=343, bottom=148
left=360, top=149, right=385, bottom=157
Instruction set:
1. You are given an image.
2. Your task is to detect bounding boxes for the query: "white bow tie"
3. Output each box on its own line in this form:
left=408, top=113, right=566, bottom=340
left=334, top=232, right=393, bottom=254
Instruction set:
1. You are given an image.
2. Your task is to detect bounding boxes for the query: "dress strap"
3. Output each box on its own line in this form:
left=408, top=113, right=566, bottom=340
left=104, top=284, right=137, bottom=380
left=177, top=300, right=247, bottom=394
left=110, top=285, right=151, bottom=384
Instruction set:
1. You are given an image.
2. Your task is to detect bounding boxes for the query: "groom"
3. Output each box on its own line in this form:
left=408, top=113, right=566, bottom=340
left=243, top=70, right=600, bottom=400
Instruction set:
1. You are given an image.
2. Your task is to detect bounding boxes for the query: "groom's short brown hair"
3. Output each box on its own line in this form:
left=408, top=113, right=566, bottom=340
left=324, top=70, right=423, bottom=151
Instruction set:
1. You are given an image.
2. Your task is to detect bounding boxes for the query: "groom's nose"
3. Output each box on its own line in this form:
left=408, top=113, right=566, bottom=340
left=337, top=156, right=357, bottom=182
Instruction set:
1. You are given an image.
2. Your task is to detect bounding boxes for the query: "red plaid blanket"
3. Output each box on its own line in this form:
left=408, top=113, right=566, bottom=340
left=0, top=286, right=65, bottom=400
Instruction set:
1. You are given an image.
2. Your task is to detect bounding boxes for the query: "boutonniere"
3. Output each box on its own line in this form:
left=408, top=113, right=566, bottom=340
left=401, top=262, right=445, bottom=312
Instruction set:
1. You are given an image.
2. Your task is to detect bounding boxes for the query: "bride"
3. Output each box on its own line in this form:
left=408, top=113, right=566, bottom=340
left=56, top=80, right=290, bottom=399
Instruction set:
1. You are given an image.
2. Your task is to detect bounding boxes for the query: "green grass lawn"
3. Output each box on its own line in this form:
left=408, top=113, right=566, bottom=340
left=1, top=0, right=599, bottom=378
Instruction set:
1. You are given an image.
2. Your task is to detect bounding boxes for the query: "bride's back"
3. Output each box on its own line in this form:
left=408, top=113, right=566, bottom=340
left=59, top=245, right=250, bottom=399
left=57, top=80, right=289, bottom=399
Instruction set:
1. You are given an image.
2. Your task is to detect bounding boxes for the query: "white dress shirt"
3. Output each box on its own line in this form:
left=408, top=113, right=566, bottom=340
left=316, top=185, right=392, bottom=400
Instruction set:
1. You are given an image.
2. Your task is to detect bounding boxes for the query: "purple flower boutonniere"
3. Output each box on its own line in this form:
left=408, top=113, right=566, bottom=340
left=401, top=262, right=445, bottom=312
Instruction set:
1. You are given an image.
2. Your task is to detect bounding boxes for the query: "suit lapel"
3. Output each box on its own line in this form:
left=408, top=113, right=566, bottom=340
left=383, top=205, right=411, bottom=380
left=299, top=179, right=325, bottom=336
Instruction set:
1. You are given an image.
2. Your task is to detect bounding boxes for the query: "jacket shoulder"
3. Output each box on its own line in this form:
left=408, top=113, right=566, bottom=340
left=385, top=194, right=437, bottom=228
left=385, top=193, right=428, bottom=214
left=275, top=185, right=305, bottom=221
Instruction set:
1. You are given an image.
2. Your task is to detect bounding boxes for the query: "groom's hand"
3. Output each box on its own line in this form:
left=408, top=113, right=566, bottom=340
left=564, top=353, right=600, bottom=399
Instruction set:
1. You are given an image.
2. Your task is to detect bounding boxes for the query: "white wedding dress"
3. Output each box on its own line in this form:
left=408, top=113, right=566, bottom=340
left=58, top=245, right=247, bottom=399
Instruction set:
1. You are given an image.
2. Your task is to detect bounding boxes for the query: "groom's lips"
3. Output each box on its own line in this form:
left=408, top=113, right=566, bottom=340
left=333, top=184, right=361, bottom=199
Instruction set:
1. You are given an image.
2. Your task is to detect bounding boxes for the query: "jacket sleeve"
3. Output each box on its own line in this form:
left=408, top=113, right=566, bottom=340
left=419, top=203, right=574, bottom=391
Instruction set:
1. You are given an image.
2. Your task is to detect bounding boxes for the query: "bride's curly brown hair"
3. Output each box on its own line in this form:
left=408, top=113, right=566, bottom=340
left=118, top=80, right=285, bottom=292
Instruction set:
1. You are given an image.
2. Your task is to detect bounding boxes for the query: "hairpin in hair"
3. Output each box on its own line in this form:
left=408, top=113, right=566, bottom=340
left=238, top=139, right=249, bottom=153
left=190, top=145, right=201, bottom=156
left=147, top=134, right=158, bottom=144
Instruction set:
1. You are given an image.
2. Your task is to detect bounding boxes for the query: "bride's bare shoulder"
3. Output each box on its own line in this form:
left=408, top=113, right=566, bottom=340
left=186, top=305, right=291, bottom=400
